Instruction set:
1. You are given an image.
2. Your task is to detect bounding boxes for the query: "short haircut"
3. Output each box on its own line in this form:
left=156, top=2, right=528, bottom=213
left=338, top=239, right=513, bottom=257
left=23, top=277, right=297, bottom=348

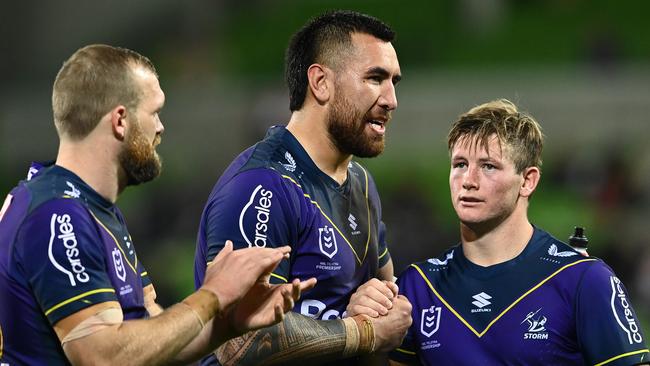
left=285, top=10, right=395, bottom=111
left=52, top=44, right=157, bottom=139
left=447, top=99, right=544, bottom=173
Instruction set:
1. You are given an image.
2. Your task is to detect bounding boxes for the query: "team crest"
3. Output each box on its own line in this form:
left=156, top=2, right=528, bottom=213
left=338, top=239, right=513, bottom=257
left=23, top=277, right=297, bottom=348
left=112, top=248, right=127, bottom=282
left=318, top=225, right=338, bottom=259
left=420, top=306, right=442, bottom=337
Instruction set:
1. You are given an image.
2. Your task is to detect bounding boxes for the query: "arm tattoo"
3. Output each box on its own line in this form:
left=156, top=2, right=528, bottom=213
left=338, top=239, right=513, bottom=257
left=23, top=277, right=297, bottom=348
left=216, top=312, right=348, bottom=365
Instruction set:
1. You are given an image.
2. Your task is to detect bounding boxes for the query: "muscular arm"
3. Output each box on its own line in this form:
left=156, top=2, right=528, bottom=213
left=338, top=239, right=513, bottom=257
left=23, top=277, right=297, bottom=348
left=60, top=291, right=220, bottom=366
left=216, top=312, right=348, bottom=366
left=216, top=293, right=412, bottom=366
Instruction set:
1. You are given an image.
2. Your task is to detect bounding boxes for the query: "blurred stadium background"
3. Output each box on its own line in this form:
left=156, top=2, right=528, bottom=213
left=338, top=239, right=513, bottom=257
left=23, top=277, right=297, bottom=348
left=1, top=0, right=648, bottom=334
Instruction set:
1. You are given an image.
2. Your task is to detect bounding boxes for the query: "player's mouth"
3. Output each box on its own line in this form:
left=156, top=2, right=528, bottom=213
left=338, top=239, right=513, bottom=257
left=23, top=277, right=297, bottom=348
left=366, top=117, right=388, bottom=135
left=459, top=196, right=483, bottom=206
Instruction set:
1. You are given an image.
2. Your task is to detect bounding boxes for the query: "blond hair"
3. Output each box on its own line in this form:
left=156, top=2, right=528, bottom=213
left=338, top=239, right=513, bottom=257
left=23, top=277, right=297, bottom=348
left=447, top=99, right=544, bottom=173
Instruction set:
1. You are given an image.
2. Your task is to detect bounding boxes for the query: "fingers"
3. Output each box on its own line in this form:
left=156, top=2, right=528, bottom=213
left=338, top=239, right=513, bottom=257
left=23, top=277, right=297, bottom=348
left=348, top=281, right=395, bottom=317
left=274, top=303, right=284, bottom=323
left=298, top=277, right=317, bottom=294
left=212, top=240, right=233, bottom=265
left=282, top=286, right=295, bottom=311
left=382, top=280, right=399, bottom=297
left=347, top=304, right=382, bottom=318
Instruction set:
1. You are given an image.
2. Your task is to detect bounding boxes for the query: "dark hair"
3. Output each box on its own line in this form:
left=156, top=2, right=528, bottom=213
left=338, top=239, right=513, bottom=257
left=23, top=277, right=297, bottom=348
left=52, top=44, right=157, bottom=139
left=285, top=10, right=395, bottom=111
left=447, top=99, right=544, bottom=173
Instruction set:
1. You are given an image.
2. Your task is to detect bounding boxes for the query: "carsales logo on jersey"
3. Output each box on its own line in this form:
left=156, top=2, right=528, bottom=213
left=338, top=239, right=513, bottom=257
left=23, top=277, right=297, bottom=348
left=240, top=185, right=274, bottom=247
left=610, top=276, right=643, bottom=344
left=49, top=213, right=90, bottom=286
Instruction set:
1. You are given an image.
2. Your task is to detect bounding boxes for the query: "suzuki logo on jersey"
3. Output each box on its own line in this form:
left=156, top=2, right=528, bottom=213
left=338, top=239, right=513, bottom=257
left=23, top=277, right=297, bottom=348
left=64, top=181, right=81, bottom=198
left=112, top=248, right=127, bottom=282
left=610, top=276, right=643, bottom=344
left=471, top=292, right=492, bottom=313
left=522, top=308, right=549, bottom=340
left=48, top=213, right=90, bottom=286
left=281, top=151, right=296, bottom=172
left=348, top=214, right=358, bottom=230
left=318, top=225, right=338, bottom=259
left=547, top=243, right=578, bottom=257
left=420, top=306, right=442, bottom=337
left=239, top=185, right=274, bottom=247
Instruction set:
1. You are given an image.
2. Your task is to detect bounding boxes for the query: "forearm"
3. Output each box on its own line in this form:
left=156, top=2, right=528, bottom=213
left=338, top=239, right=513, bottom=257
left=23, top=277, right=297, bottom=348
left=64, top=291, right=218, bottom=366
left=172, top=313, right=236, bottom=364
left=216, top=312, right=372, bottom=366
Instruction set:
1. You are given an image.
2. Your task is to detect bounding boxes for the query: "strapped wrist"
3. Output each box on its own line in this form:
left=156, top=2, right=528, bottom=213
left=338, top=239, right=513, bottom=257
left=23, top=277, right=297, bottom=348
left=342, top=315, right=376, bottom=356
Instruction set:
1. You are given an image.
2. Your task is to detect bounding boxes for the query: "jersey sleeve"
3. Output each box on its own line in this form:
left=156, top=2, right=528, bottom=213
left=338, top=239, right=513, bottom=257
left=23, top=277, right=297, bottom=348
left=366, top=169, right=391, bottom=270
left=576, top=261, right=649, bottom=366
left=377, top=221, right=391, bottom=269
left=14, top=198, right=117, bottom=325
left=388, top=267, right=421, bottom=365
left=201, top=168, right=299, bottom=282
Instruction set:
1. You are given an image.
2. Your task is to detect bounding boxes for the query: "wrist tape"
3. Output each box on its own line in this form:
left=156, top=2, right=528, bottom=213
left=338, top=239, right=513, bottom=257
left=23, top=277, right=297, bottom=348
left=342, top=315, right=376, bottom=357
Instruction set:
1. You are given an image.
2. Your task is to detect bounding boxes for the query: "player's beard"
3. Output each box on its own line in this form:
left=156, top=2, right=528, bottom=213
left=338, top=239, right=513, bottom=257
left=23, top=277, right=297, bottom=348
left=118, top=117, right=162, bottom=186
left=327, top=89, right=386, bottom=158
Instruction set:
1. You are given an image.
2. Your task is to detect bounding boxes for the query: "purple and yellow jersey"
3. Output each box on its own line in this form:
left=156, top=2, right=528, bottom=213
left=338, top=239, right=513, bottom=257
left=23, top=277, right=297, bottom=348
left=195, top=125, right=390, bottom=317
left=0, top=164, right=150, bottom=365
left=390, top=228, right=649, bottom=365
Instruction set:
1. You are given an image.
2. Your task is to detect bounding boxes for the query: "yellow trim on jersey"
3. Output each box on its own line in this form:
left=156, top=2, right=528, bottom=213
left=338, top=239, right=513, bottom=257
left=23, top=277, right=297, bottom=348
left=44, top=288, right=116, bottom=316
left=270, top=273, right=288, bottom=283
left=378, top=247, right=389, bottom=260
left=412, top=258, right=598, bottom=338
left=141, top=271, right=148, bottom=277
left=0, top=324, right=3, bottom=358
left=281, top=164, right=372, bottom=265
left=357, top=162, right=372, bottom=264
left=594, top=349, right=649, bottom=366
left=281, top=175, right=301, bottom=188
left=396, top=347, right=416, bottom=355
left=88, top=210, right=138, bottom=275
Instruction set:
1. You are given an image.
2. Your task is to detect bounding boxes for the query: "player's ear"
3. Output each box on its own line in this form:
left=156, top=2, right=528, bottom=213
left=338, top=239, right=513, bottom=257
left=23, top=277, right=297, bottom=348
left=307, top=63, right=330, bottom=105
left=109, top=105, right=128, bottom=141
left=520, top=166, right=540, bottom=198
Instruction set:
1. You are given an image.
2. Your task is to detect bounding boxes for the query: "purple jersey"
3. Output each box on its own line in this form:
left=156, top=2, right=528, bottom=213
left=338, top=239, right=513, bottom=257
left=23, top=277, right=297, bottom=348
left=390, top=228, right=649, bottom=365
left=0, top=164, right=150, bottom=365
left=194, top=126, right=390, bottom=364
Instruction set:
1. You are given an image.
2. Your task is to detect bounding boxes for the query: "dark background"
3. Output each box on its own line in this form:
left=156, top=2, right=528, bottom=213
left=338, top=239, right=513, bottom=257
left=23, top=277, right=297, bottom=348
left=1, top=0, right=648, bottom=333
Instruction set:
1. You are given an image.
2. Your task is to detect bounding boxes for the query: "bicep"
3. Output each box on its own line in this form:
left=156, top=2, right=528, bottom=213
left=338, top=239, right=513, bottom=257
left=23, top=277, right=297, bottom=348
left=54, top=301, right=122, bottom=341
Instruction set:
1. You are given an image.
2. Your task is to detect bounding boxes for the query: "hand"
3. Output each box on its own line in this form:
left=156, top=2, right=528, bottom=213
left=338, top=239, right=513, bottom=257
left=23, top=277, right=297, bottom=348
left=347, top=278, right=398, bottom=318
left=201, top=241, right=291, bottom=311
left=369, top=295, right=412, bottom=352
left=228, top=276, right=317, bottom=334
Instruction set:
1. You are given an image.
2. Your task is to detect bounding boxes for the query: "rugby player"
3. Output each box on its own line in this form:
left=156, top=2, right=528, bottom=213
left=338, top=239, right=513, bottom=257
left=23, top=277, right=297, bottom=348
left=387, top=99, right=649, bottom=365
left=194, top=10, right=412, bottom=365
left=0, top=44, right=314, bottom=365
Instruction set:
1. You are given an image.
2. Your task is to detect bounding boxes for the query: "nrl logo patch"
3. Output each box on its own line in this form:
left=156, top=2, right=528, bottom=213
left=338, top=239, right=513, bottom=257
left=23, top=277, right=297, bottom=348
left=318, top=225, right=338, bottom=259
left=420, top=306, right=442, bottom=337
left=112, top=248, right=127, bottom=282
